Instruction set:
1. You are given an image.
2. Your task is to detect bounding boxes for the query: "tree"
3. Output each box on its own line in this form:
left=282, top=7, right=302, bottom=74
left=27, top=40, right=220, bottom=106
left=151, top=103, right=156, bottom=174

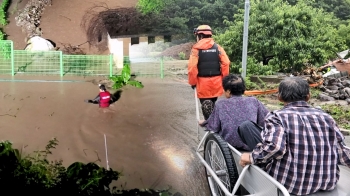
left=136, top=0, right=242, bottom=35
left=287, top=0, right=350, bottom=21
left=136, top=0, right=167, bottom=14
left=215, top=0, right=347, bottom=73
left=337, top=21, right=350, bottom=49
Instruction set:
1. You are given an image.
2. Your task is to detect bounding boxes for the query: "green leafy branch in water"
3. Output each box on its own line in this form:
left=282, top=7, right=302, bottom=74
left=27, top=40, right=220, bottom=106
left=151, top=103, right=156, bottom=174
left=109, top=64, right=144, bottom=89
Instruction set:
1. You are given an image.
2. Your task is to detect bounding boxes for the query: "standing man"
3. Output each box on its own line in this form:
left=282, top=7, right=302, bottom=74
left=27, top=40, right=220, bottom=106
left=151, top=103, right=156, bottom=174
left=188, top=24, right=230, bottom=119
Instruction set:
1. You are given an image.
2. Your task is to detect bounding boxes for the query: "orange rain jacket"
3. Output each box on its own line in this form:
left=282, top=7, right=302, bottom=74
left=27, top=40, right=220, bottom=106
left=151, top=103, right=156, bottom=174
left=188, top=38, right=230, bottom=98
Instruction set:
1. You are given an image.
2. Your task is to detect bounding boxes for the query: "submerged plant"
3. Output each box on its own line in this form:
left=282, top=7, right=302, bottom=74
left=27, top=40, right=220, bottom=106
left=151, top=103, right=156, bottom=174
left=109, top=64, right=144, bottom=89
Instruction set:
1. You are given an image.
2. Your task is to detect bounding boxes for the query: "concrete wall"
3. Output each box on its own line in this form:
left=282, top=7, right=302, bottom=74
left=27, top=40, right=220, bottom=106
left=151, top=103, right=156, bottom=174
left=107, top=33, right=130, bottom=68
left=123, top=38, right=130, bottom=57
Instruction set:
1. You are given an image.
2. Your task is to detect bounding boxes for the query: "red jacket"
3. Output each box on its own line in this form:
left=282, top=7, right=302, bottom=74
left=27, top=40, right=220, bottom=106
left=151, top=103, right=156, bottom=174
left=99, top=91, right=111, bottom=108
left=188, top=38, right=230, bottom=98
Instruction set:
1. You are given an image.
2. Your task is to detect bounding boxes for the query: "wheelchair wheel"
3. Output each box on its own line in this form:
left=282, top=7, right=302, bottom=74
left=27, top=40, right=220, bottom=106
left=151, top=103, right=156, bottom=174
left=204, top=133, right=239, bottom=196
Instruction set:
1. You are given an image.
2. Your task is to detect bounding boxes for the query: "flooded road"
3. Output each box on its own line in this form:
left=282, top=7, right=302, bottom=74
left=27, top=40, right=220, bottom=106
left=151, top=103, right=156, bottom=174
left=0, top=76, right=210, bottom=195
left=1, top=76, right=349, bottom=195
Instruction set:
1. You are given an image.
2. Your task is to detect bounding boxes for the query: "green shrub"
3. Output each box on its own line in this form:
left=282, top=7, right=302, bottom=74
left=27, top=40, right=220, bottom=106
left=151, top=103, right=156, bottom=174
left=109, top=64, right=144, bottom=89
left=0, top=139, right=173, bottom=195
left=0, top=0, right=10, bottom=26
left=178, top=52, right=186, bottom=60
left=230, top=57, right=278, bottom=76
left=244, top=75, right=260, bottom=90
left=0, top=0, right=10, bottom=40
left=310, top=88, right=321, bottom=99
left=0, top=29, right=4, bottom=40
left=321, top=104, right=350, bottom=129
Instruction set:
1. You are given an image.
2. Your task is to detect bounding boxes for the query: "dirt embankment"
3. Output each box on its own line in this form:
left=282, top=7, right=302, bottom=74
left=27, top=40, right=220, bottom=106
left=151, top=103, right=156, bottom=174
left=160, top=42, right=194, bottom=60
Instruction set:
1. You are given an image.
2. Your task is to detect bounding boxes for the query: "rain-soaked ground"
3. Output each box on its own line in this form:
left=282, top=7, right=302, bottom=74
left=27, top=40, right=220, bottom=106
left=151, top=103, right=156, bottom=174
left=0, top=75, right=349, bottom=195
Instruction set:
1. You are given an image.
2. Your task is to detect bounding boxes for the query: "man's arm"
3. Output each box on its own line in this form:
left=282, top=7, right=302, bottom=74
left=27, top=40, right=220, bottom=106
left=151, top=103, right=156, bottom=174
left=338, top=142, right=350, bottom=167
left=335, top=122, right=350, bottom=167
left=90, top=94, right=100, bottom=104
left=188, top=49, right=199, bottom=86
left=251, top=112, right=287, bottom=164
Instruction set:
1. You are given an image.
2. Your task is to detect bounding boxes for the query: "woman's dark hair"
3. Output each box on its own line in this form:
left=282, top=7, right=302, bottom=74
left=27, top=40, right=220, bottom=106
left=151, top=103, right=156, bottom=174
left=278, top=77, right=309, bottom=102
left=222, top=74, right=246, bottom=95
left=99, top=84, right=107, bottom=91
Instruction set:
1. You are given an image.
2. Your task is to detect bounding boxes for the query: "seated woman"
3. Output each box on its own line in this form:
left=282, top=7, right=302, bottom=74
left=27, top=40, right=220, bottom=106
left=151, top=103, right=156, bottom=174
left=199, top=74, right=269, bottom=151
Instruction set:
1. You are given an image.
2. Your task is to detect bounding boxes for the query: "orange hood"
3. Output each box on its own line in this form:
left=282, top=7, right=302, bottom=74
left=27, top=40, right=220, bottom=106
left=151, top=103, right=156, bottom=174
left=192, top=38, right=215, bottom=50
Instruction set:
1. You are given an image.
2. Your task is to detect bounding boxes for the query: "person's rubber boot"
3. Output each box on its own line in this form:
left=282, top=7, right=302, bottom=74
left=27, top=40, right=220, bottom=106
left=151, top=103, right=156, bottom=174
left=201, top=100, right=214, bottom=120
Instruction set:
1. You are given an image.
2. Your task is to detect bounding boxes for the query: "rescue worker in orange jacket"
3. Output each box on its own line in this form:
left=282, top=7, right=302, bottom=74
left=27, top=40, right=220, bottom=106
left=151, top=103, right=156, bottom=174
left=188, top=25, right=230, bottom=119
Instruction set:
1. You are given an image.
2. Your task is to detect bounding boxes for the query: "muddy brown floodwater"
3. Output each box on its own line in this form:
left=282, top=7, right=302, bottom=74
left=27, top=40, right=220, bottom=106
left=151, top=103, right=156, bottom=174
left=0, top=76, right=210, bottom=195
left=1, top=75, right=349, bottom=196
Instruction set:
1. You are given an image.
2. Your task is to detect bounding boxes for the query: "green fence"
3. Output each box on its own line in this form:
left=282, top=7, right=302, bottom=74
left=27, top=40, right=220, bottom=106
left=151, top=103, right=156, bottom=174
left=130, top=56, right=187, bottom=79
left=0, top=40, right=187, bottom=78
left=14, top=50, right=62, bottom=75
left=62, top=54, right=113, bottom=76
left=0, top=40, right=116, bottom=77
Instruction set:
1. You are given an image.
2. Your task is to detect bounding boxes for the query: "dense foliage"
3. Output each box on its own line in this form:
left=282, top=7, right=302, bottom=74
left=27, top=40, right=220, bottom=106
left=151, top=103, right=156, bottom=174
left=136, top=0, right=166, bottom=14
left=0, top=0, right=10, bottom=26
left=137, top=0, right=242, bottom=35
left=0, top=139, right=172, bottom=196
left=338, top=22, right=350, bottom=49
left=287, top=0, right=350, bottom=21
left=137, top=0, right=350, bottom=74
left=136, top=0, right=350, bottom=35
left=0, top=0, right=10, bottom=40
left=215, top=0, right=350, bottom=73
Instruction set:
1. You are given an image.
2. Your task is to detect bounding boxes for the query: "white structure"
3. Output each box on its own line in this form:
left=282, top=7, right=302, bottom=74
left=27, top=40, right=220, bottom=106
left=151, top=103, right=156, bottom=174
left=107, top=33, right=131, bottom=68
left=24, top=36, right=55, bottom=51
left=107, top=33, right=171, bottom=68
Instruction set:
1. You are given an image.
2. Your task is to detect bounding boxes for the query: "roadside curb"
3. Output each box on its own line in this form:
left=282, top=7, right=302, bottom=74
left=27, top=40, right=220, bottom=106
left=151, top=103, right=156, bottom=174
left=340, top=128, right=350, bottom=136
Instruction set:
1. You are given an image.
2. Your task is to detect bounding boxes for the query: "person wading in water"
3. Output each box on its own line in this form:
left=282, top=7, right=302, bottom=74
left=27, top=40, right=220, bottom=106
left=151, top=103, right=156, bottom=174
left=85, top=84, right=121, bottom=108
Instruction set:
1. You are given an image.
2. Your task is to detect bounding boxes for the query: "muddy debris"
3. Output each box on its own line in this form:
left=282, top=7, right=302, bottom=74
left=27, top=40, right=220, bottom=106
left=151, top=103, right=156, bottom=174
left=60, top=43, right=86, bottom=55
left=318, top=72, right=350, bottom=102
left=160, top=42, right=194, bottom=60
left=15, top=0, right=52, bottom=38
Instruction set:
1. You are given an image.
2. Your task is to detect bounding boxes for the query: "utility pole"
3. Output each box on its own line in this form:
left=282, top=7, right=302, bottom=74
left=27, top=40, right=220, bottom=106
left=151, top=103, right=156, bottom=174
left=241, top=0, right=250, bottom=79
